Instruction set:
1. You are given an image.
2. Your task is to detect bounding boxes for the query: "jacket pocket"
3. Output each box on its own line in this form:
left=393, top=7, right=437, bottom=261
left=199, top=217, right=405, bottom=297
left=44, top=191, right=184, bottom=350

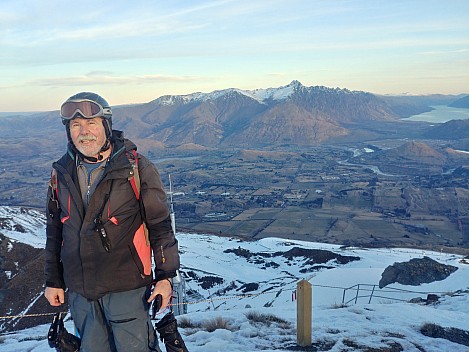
left=130, top=224, right=152, bottom=276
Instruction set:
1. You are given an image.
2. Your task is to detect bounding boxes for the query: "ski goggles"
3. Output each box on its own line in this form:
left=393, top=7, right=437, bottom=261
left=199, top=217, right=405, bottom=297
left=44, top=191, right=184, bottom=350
left=60, top=99, right=111, bottom=120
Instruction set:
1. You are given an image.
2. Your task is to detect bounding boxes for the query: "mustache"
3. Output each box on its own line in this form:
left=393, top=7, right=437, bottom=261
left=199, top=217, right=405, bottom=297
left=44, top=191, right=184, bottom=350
left=77, top=135, right=97, bottom=142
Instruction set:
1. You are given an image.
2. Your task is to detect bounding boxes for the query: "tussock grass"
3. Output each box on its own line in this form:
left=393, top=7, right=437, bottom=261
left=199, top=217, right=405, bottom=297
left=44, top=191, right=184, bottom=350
left=177, top=316, right=200, bottom=329
left=203, top=316, right=233, bottom=332
left=176, top=316, right=236, bottom=335
left=245, top=311, right=291, bottom=329
left=420, top=322, right=469, bottom=347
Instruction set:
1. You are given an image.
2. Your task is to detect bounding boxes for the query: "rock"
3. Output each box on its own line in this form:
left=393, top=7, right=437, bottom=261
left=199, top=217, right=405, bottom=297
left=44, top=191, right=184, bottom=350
left=409, top=297, right=425, bottom=304
left=379, top=256, right=458, bottom=288
left=426, top=293, right=440, bottom=304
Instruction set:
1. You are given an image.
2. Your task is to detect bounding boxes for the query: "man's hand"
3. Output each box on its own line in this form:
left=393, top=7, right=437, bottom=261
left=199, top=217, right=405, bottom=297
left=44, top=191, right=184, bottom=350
left=45, top=287, right=65, bottom=306
left=147, top=279, right=172, bottom=311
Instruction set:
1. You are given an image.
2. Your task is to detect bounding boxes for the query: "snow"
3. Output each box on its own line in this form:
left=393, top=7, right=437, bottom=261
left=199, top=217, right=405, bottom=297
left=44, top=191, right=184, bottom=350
left=243, top=82, right=298, bottom=103
left=0, top=206, right=46, bottom=248
left=149, top=81, right=362, bottom=108
left=151, top=81, right=304, bottom=106
left=1, top=207, right=469, bottom=351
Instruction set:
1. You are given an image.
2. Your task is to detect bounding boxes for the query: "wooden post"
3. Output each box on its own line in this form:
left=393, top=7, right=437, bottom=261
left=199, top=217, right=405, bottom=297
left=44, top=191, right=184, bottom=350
left=297, top=279, right=312, bottom=346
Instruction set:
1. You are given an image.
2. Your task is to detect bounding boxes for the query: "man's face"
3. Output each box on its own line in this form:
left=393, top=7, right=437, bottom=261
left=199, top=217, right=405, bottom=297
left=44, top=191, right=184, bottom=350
left=69, top=117, right=107, bottom=158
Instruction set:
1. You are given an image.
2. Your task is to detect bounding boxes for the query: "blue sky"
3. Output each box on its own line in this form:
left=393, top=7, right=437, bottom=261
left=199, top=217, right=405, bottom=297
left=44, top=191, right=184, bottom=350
left=1, top=0, right=468, bottom=112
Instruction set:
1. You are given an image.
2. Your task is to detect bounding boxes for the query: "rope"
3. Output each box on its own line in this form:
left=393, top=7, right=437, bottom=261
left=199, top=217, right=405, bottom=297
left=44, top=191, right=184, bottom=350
left=171, top=290, right=277, bottom=306
left=0, top=311, right=67, bottom=320
left=0, top=291, right=278, bottom=321
left=311, top=283, right=451, bottom=295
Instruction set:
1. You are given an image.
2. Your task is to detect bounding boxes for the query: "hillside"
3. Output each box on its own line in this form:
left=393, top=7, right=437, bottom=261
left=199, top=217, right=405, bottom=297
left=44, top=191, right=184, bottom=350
left=423, top=119, right=469, bottom=139
left=384, top=140, right=447, bottom=165
left=449, top=95, right=469, bottom=109
left=1, top=206, right=469, bottom=351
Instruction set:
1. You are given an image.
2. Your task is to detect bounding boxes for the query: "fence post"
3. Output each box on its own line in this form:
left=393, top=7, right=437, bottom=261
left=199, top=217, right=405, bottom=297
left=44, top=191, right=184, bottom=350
left=368, top=285, right=376, bottom=304
left=297, top=279, right=312, bottom=346
left=354, top=284, right=360, bottom=304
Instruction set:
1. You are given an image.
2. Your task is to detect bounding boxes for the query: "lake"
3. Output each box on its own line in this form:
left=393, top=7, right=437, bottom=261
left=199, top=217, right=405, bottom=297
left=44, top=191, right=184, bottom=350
left=403, top=105, right=469, bottom=123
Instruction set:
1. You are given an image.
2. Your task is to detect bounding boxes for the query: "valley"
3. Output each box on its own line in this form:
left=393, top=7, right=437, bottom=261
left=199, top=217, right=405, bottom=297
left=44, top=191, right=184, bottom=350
left=1, top=135, right=468, bottom=254
left=150, top=140, right=469, bottom=253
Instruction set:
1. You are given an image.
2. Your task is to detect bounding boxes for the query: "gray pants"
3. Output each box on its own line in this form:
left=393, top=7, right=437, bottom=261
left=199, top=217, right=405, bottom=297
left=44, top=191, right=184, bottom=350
left=69, top=287, right=161, bottom=352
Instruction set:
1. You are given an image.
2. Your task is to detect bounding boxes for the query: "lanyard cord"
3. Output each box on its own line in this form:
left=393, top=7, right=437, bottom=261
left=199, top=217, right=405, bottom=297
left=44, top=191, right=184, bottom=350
left=94, top=180, right=113, bottom=252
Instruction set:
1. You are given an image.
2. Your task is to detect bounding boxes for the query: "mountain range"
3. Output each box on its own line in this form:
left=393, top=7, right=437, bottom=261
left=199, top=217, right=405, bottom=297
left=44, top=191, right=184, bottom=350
left=111, top=80, right=464, bottom=149
left=0, top=81, right=466, bottom=154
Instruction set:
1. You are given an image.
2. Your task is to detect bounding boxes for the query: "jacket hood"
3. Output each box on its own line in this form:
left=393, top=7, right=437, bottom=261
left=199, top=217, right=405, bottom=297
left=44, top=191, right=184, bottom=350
left=112, top=130, right=137, bottom=153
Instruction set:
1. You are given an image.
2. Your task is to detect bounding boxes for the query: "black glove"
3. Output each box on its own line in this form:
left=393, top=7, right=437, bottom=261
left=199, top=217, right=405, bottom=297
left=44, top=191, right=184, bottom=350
left=155, top=311, right=189, bottom=352
left=47, top=312, right=81, bottom=352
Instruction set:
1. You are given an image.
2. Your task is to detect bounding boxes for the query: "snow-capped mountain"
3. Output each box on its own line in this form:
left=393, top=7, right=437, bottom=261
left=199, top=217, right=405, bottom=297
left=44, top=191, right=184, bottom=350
left=0, top=205, right=469, bottom=351
left=111, top=80, right=406, bottom=148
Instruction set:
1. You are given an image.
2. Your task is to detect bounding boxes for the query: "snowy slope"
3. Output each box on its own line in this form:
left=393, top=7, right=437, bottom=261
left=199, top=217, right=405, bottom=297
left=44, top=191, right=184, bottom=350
left=179, top=234, right=469, bottom=310
left=0, top=206, right=46, bottom=248
left=0, top=206, right=468, bottom=351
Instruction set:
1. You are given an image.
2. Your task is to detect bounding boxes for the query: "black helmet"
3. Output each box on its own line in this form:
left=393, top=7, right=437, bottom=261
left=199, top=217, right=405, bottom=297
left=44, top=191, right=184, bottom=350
left=60, top=92, right=113, bottom=139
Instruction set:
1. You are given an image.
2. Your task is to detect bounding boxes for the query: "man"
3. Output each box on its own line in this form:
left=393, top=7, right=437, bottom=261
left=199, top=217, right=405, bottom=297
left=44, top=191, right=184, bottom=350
left=44, top=92, right=180, bottom=352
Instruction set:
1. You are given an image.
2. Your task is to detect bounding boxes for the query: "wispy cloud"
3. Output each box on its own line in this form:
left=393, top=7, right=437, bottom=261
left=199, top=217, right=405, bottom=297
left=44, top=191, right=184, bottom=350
left=420, top=48, right=469, bottom=55
left=29, top=72, right=202, bottom=87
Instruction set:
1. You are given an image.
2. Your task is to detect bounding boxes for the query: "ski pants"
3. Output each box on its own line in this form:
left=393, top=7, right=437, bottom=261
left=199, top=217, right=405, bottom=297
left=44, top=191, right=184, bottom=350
left=69, top=287, right=161, bottom=352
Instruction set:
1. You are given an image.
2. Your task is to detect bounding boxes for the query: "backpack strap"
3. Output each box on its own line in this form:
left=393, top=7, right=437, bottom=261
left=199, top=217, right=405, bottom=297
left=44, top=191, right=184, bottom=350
left=128, top=150, right=141, bottom=200
left=48, top=168, right=59, bottom=204
left=127, top=150, right=150, bottom=246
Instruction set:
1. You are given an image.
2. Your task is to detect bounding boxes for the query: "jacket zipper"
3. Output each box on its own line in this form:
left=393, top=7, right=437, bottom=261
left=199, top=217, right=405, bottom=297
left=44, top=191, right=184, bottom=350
left=85, top=162, right=106, bottom=205
left=86, top=185, right=91, bottom=205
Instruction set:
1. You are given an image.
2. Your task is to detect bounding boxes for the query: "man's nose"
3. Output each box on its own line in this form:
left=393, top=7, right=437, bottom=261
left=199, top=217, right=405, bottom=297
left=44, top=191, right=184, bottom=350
left=80, top=124, right=90, bottom=134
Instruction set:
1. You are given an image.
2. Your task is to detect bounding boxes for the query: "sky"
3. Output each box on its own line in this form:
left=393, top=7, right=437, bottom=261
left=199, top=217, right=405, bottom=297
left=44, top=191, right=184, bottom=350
left=1, top=0, right=469, bottom=112
left=1, top=205, right=469, bottom=351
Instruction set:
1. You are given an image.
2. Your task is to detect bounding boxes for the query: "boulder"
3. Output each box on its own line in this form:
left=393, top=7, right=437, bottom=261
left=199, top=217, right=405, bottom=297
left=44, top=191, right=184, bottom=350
left=379, top=256, right=457, bottom=288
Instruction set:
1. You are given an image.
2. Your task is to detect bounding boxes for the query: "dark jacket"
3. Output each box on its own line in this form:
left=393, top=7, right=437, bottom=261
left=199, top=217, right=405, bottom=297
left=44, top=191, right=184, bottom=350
left=45, top=131, right=180, bottom=300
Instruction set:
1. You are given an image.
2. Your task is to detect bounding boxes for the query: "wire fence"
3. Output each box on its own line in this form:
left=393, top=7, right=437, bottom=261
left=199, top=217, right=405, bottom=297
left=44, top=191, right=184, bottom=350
left=0, top=281, right=453, bottom=322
